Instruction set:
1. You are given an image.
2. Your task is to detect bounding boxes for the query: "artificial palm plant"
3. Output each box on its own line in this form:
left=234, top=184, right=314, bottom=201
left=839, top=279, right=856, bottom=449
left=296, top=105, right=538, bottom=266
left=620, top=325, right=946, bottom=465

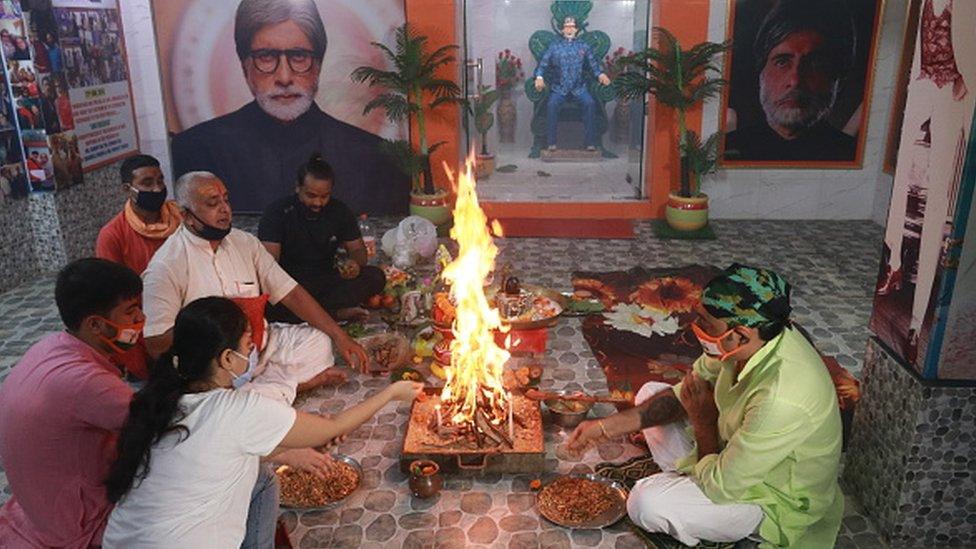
left=615, top=27, right=729, bottom=197
left=351, top=24, right=461, bottom=195
left=684, top=129, right=722, bottom=187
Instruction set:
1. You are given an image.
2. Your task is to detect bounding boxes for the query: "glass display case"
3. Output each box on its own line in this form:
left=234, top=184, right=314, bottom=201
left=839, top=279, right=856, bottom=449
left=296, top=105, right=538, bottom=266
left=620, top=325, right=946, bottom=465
left=461, top=0, right=651, bottom=203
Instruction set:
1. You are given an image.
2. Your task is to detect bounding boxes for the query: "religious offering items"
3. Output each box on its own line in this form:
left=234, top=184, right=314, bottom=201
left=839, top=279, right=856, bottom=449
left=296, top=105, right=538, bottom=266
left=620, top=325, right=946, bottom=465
left=537, top=475, right=628, bottom=528
left=277, top=455, right=362, bottom=509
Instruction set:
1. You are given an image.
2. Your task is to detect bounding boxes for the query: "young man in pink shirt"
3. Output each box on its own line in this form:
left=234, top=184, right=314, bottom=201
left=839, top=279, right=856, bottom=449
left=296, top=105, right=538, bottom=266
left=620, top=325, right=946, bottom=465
left=0, top=258, right=143, bottom=548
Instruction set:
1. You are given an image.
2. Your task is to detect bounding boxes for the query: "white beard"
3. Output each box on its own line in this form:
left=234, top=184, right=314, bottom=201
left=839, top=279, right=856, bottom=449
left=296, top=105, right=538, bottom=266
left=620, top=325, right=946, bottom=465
left=760, top=79, right=838, bottom=134
left=254, top=85, right=316, bottom=122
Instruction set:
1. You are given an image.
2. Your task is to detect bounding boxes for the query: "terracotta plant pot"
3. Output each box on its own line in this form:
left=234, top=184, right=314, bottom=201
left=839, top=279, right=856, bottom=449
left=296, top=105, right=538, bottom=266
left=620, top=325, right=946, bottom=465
left=409, top=190, right=452, bottom=227
left=611, top=98, right=630, bottom=144
left=496, top=88, right=516, bottom=143
left=665, top=192, right=709, bottom=231
left=408, top=459, right=443, bottom=498
left=475, top=153, right=495, bottom=180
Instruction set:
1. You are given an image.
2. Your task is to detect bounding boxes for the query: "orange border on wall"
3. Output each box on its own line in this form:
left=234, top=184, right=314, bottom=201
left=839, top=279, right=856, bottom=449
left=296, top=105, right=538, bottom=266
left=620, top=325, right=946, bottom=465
left=404, top=0, right=712, bottom=219
left=405, top=0, right=461, bottom=193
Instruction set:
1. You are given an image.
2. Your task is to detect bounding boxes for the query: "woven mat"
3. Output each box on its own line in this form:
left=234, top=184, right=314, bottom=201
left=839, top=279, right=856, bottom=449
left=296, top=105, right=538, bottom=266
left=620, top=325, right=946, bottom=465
left=651, top=220, right=717, bottom=240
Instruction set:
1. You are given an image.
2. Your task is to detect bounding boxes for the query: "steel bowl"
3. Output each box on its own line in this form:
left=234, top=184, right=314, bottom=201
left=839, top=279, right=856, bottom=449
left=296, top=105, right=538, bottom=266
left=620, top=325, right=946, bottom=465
left=537, top=473, right=629, bottom=528
left=277, top=454, right=363, bottom=510
left=543, top=392, right=594, bottom=429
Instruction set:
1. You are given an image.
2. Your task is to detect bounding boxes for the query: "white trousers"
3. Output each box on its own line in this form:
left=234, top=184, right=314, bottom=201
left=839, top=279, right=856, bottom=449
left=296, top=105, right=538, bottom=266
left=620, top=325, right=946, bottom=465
left=626, top=382, right=764, bottom=547
left=242, top=323, right=333, bottom=404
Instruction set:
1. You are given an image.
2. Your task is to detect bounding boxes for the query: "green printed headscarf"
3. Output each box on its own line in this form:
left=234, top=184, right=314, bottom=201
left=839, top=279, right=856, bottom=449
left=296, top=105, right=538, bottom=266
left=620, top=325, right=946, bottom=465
left=702, top=264, right=792, bottom=328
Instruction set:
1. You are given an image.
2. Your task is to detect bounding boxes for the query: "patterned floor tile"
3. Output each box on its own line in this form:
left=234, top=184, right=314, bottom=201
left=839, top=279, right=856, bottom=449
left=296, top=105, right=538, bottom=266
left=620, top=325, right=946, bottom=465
left=0, top=218, right=888, bottom=548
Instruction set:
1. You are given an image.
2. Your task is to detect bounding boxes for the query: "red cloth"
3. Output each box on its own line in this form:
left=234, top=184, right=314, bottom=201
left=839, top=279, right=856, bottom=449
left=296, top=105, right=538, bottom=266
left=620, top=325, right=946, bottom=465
left=230, top=294, right=270, bottom=352
left=495, top=327, right=549, bottom=354
left=0, top=333, right=133, bottom=548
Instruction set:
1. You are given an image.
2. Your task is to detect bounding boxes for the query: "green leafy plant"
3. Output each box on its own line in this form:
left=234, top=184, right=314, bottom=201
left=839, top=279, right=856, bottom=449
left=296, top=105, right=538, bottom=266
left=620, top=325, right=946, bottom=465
left=351, top=24, right=462, bottom=195
left=614, top=27, right=729, bottom=197
left=683, top=130, right=721, bottom=188
left=472, top=85, right=499, bottom=156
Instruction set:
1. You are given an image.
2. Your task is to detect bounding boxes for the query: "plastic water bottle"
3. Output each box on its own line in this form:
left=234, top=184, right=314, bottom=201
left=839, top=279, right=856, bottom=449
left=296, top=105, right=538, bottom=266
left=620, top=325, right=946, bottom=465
left=359, top=214, right=376, bottom=259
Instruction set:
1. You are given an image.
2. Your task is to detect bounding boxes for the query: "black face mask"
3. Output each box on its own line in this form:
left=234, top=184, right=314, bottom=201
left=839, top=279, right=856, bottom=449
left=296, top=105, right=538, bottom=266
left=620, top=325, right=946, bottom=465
left=186, top=209, right=231, bottom=241
left=130, top=186, right=167, bottom=212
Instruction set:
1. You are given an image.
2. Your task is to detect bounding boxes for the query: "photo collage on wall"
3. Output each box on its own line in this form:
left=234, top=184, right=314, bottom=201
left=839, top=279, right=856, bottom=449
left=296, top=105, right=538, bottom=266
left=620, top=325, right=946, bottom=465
left=0, top=0, right=137, bottom=202
left=0, top=0, right=28, bottom=201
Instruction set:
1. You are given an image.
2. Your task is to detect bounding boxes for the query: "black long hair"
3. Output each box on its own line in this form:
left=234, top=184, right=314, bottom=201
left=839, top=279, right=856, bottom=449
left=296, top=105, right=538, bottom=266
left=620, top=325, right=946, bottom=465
left=105, top=297, right=248, bottom=503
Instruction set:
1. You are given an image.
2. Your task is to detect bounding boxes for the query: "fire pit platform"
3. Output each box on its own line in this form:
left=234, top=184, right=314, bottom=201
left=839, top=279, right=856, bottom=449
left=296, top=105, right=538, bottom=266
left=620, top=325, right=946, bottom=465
left=401, top=389, right=545, bottom=474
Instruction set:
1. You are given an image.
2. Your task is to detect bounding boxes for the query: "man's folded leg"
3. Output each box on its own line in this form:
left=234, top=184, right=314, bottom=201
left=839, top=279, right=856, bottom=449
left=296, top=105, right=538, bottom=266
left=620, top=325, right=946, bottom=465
left=244, top=323, right=334, bottom=404
left=635, top=381, right=694, bottom=472
left=627, top=471, right=763, bottom=546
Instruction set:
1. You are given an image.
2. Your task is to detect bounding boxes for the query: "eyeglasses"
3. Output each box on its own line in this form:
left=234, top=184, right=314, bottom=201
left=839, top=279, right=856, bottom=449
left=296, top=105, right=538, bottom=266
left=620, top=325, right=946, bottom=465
left=248, top=48, right=316, bottom=74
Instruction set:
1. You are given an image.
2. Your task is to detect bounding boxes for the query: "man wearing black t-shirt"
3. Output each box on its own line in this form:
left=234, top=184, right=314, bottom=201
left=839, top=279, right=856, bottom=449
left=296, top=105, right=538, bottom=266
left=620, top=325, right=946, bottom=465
left=258, top=154, right=385, bottom=322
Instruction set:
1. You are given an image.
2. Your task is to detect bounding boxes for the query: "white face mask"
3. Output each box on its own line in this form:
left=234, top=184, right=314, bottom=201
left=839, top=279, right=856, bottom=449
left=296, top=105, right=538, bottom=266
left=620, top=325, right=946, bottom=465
left=697, top=337, right=724, bottom=357
left=228, top=348, right=258, bottom=389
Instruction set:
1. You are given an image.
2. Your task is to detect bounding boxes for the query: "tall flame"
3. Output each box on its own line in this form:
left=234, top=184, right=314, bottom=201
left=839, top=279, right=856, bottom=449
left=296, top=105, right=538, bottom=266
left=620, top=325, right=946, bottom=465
left=438, top=155, right=511, bottom=426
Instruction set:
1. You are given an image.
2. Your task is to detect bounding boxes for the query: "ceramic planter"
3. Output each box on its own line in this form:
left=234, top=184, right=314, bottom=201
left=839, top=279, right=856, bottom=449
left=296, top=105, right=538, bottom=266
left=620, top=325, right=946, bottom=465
left=475, top=153, right=495, bottom=179
left=665, top=192, right=709, bottom=231
left=409, top=190, right=452, bottom=227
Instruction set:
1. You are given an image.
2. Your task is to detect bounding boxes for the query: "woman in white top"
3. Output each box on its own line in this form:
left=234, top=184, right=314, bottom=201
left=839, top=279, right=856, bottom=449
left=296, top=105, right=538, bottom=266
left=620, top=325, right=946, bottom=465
left=102, top=296, right=421, bottom=548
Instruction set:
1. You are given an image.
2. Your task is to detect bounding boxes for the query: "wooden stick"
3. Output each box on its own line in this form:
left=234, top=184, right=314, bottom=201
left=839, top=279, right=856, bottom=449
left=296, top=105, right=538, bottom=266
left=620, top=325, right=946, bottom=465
left=477, top=408, right=513, bottom=448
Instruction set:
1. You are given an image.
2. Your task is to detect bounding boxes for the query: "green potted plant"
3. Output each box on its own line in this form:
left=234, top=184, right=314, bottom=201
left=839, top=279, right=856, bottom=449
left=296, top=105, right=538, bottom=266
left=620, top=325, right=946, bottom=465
left=472, top=84, right=499, bottom=179
left=677, top=129, right=722, bottom=229
left=351, top=23, right=461, bottom=227
left=615, top=27, right=729, bottom=231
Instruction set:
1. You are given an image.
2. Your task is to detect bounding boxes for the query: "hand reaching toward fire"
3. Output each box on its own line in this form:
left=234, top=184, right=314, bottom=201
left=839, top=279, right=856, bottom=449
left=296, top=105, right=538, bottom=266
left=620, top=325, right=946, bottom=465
left=566, top=419, right=609, bottom=454
left=391, top=380, right=425, bottom=402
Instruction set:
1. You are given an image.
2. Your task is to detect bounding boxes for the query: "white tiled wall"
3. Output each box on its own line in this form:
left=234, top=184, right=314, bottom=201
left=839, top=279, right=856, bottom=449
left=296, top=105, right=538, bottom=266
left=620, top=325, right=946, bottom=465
left=119, top=0, right=172, bottom=187
left=119, top=0, right=905, bottom=221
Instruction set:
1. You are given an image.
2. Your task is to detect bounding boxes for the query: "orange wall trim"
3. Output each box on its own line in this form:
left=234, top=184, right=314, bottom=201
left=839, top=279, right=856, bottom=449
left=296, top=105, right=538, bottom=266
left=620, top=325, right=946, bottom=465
left=406, top=0, right=711, bottom=219
left=405, top=0, right=461, bottom=193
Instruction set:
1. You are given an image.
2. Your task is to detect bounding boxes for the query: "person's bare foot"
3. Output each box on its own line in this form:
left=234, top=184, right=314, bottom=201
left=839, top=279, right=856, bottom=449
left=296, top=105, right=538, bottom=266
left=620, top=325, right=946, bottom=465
left=335, top=307, right=370, bottom=321
left=297, top=368, right=348, bottom=394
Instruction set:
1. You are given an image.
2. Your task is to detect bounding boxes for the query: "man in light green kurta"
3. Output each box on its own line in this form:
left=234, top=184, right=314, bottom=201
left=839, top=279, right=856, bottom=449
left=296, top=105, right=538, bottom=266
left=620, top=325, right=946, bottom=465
left=568, top=264, right=843, bottom=548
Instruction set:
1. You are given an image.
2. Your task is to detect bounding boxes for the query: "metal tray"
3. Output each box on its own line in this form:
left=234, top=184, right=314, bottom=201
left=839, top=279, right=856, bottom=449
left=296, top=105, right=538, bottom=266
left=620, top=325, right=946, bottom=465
left=536, top=474, right=629, bottom=529
left=486, top=283, right=567, bottom=330
left=277, top=454, right=362, bottom=510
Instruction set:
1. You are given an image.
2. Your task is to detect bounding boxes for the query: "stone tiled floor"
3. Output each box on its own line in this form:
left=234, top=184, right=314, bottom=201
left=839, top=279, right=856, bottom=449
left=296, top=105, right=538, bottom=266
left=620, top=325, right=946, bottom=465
left=0, top=218, right=890, bottom=548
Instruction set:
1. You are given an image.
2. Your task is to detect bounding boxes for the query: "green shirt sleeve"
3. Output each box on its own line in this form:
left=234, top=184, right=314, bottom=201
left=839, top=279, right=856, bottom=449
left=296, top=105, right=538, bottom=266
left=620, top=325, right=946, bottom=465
left=672, top=353, right=724, bottom=398
left=691, top=394, right=810, bottom=504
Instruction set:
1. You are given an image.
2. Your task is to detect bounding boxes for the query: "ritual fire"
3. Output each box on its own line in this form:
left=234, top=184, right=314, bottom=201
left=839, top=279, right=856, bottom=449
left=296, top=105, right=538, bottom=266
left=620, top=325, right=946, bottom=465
left=402, top=156, right=543, bottom=472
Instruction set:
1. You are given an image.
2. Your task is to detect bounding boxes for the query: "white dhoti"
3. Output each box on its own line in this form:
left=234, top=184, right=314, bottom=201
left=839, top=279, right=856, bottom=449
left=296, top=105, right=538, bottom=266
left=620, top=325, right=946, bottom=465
left=242, top=323, right=333, bottom=404
left=626, top=382, right=764, bottom=546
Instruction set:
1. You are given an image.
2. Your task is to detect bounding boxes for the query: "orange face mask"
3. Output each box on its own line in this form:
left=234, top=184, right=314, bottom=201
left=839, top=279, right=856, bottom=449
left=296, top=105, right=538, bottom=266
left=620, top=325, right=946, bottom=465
left=95, top=316, right=145, bottom=355
left=691, top=322, right=745, bottom=361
